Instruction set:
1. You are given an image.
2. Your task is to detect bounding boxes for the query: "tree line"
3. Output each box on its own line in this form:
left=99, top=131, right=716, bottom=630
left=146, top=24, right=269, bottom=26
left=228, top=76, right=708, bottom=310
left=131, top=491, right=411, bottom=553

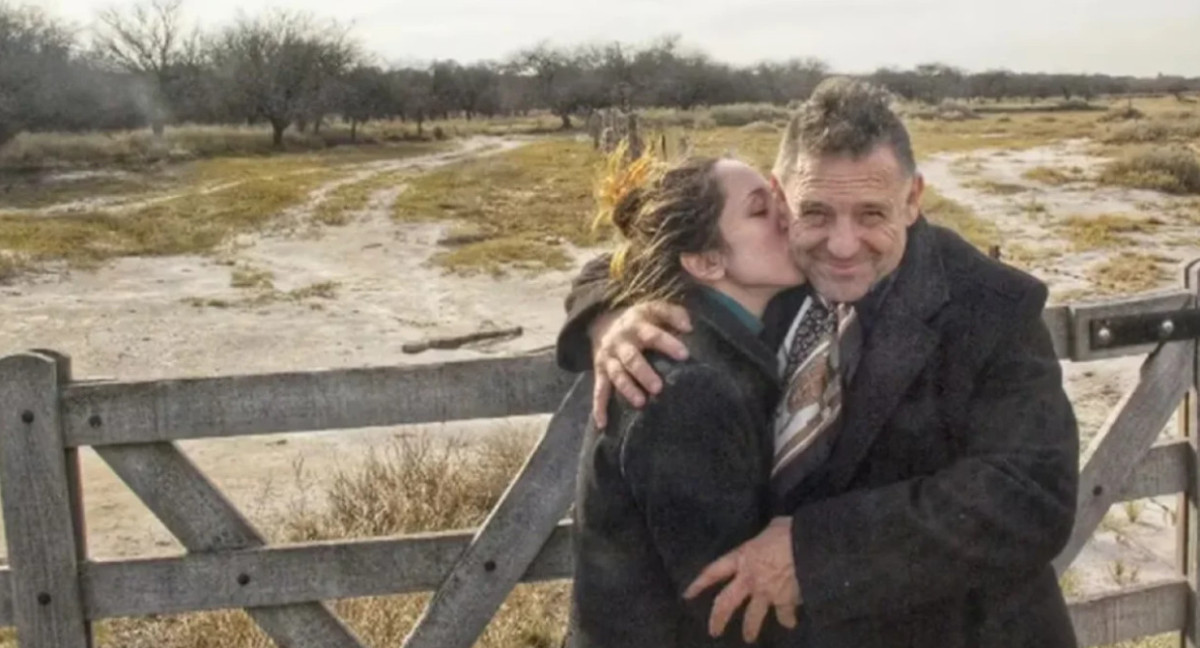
left=2, top=0, right=1197, bottom=148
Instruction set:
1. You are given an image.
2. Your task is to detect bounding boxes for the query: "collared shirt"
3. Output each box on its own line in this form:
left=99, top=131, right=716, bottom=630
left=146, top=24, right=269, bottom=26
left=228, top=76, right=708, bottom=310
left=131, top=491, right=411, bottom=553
left=700, top=286, right=765, bottom=337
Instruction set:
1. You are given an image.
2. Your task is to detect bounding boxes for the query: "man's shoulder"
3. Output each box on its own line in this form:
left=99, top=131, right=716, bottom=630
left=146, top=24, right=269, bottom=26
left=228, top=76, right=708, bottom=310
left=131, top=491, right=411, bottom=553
left=928, top=222, right=1047, bottom=313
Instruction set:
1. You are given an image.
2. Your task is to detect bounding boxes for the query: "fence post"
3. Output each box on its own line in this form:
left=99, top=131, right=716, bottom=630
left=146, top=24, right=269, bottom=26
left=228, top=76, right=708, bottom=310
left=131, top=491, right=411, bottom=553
left=1183, top=259, right=1200, bottom=648
left=0, top=351, right=91, bottom=648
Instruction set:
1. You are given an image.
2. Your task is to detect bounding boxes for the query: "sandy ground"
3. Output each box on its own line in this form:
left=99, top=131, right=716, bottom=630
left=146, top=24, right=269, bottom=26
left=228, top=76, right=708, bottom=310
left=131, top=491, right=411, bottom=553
left=0, top=134, right=1197, bottom=599
left=922, top=139, right=1200, bottom=595
left=0, top=136, right=589, bottom=561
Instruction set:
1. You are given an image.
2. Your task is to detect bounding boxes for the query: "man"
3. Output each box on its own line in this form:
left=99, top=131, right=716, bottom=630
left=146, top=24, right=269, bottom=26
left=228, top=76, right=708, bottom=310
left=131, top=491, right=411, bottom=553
left=555, top=77, right=1080, bottom=648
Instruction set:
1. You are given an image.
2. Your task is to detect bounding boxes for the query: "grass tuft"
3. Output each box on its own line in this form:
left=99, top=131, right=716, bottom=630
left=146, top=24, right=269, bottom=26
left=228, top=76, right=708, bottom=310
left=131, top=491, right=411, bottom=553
left=391, top=139, right=603, bottom=274
left=922, top=186, right=999, bottom=250
left=1057, top=213, right=1156, bottom=251
left=1022, top=166, right=1086, bottom=186
left=1088, top=252, right=1173, bottom=294
left=1098, top=148, right=1200, bottom=195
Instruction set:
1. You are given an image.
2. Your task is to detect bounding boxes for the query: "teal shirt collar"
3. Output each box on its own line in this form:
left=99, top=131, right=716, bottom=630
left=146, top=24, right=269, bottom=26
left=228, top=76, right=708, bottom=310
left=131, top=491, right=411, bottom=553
left=700, top=287, right=764, bottom=336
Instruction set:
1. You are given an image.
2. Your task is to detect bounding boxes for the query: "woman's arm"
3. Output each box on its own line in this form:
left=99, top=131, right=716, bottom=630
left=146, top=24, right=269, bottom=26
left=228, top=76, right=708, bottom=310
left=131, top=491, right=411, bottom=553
left=620, top=364, right=778, bottom=644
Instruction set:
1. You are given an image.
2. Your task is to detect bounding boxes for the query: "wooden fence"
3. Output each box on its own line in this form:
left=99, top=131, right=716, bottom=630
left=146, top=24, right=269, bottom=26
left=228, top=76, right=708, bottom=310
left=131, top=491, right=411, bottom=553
left=0, top=262, right=1198, bottom=648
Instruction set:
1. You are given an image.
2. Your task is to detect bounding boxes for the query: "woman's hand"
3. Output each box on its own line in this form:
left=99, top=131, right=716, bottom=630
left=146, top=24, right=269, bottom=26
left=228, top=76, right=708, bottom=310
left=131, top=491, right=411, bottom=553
left=589, top=301, right=693, bottom=428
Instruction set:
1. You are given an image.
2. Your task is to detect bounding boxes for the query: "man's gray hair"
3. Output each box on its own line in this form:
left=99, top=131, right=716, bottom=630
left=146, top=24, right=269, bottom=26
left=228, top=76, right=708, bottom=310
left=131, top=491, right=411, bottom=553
left=773, top=76, right=917, bottom=184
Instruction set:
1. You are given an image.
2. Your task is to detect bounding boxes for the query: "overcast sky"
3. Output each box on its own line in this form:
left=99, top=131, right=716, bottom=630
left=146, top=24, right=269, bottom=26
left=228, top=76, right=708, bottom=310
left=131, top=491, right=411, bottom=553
left=41, top=0, right=1200, bottom=76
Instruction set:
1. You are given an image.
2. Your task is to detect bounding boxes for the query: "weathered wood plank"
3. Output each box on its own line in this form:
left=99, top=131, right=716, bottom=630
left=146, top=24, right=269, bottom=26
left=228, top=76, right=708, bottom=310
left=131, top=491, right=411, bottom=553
left=1122, top=439, right=1190, bottom=502
left=1068, top=289, right=1192, bottom=362
left=403, top=374, right=591, bottom=648
left=80, top=523, right=575, bottom=619
left=45, top=295, right=1187, bottom=449
left=1054, top=338, right=1196, bottom=573
left=95, top=442, right=365, bottom=647
left=0, top=567, right=13, bottom=626
left=58, top=523, right=1200, bottom=646
left=64, top=351, right=574, bottom=446
left=1070, top=578, right=1188, bottom=647
left=0, top=352, right=91, bottom=647
left=1043, top=305, right=1072, bottom=360
left=1182, top=258, right=1200, bottom=648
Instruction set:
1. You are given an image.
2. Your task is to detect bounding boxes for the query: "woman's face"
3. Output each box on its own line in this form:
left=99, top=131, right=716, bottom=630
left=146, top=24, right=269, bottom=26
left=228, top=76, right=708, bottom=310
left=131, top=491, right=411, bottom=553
left=710, top=159, right=806, bottom=293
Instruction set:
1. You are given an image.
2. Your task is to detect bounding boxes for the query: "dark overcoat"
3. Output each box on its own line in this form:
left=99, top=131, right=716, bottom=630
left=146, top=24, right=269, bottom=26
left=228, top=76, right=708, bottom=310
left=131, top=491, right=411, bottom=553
left=557, top=218, right=1081, bottom=648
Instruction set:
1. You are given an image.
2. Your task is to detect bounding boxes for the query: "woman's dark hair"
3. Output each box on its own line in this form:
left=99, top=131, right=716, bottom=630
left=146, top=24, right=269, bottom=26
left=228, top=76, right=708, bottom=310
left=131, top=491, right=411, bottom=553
left=594, top=152, right=728, bottom=308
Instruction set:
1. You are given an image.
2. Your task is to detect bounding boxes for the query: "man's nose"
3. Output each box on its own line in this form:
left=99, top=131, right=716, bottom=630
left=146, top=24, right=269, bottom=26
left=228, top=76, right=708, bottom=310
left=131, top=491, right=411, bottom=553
left=826, top=217, right=861, bottom=259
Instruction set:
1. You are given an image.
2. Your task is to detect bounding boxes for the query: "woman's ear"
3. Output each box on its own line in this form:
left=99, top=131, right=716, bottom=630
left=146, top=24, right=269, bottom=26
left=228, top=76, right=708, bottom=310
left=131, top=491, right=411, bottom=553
left=680, top=250, right=725, bottom=283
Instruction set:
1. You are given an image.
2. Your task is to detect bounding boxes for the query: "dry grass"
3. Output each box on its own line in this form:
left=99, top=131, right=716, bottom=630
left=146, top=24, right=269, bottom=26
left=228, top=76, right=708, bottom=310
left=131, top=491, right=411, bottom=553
left=0, top=123, right=450, bottom=171
left=707, top=103, right=792, bottom=128
left=1057, top=213, right=1158, bottom=251
left=963, top=179, right=1027, bottom=195
left=1098, top=147, right=1200, bottom=195
left=0, top=158, right=344, bottom=272
left=0, top=143, right=443, bottom=277
left=230, top=266, right=275, bottom=290
left=84, top=429, right=569, bottom=648
left=1022, top=165, right=1087, bottom=186
left=907, top=111, right=1098, bottom=157
left=391, top=139, right=603, bottom=274
left=1088, top=252, right=1173, bottom=294
left=0, top=172, right=158, bottom=209
left=1001, top=242, right=1056, bottom=270
left=313, top=169, right=413, bottom=226
left=1107, top=634, right=1183, bottom=648
left=1058, top=568, right=1082, bottom=599
left=922, top=186, right=999, bottom=250
left=1101, top=116, right=1200, bottom=145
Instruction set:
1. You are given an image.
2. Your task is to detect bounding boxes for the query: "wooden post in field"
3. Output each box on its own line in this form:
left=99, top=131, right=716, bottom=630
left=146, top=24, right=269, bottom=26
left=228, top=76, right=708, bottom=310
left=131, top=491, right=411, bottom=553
left=0, top=351, right=91, bottom=648
left=1183, top=258, right=1200, bottom=648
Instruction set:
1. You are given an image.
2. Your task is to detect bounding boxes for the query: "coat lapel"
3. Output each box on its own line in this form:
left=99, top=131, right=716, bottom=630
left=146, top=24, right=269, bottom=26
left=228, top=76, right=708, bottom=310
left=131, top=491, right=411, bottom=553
left=820, top=218, right=949, bottom=493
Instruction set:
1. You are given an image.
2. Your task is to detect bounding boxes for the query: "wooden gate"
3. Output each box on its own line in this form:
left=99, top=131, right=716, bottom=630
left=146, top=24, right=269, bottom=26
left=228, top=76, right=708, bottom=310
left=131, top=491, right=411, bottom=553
left=0, top=262, right=1197, bottom=647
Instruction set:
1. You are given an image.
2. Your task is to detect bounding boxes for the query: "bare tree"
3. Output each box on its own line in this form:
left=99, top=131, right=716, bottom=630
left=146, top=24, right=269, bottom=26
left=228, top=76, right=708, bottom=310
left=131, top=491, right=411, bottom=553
left=0, top=2, right=75, bottom=146
left=93, top=0, right=192, bottom=135
left=511, top=43, right=589, bottom=129
left=210, top=10, right=357, bottom=147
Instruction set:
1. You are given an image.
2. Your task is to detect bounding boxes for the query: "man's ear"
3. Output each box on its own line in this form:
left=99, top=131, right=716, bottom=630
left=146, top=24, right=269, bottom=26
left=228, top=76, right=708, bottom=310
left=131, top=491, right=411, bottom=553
left=680, top=251, right=725, bottom=283
left=906, top=173, right=925, bottom=225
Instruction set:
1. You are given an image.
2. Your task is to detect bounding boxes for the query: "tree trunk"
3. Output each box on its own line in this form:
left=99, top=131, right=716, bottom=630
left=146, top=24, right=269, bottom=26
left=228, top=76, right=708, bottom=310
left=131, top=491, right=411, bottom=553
left=296, top=117, right=309, bottom=133
left=559, top=112, right=572, bottom=129
left=350, top=120, right=358, bottom=143
left=270, top=119, right=288, bottom=148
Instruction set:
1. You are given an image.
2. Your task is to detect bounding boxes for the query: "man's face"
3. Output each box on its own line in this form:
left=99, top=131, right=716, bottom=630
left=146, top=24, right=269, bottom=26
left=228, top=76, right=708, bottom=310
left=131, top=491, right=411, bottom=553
left=775, top=145, right=923, bottom=304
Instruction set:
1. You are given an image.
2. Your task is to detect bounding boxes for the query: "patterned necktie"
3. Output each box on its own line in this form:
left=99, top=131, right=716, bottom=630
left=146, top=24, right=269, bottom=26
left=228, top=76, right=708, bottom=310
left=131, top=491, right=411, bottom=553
left=771, top=297, right=859, bottom=499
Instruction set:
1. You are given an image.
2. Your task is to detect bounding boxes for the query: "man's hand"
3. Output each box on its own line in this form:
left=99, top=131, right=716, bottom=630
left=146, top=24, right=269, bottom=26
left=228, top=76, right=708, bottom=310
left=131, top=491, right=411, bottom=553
left=588, top=301, right=692, bottom=427
left=684, top=517, right=800, bottom=643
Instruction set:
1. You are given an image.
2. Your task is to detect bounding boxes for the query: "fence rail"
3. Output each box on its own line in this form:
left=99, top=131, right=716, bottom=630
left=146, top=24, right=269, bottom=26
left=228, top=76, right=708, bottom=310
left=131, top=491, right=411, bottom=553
left=0, top=274, right=1197, bottom=647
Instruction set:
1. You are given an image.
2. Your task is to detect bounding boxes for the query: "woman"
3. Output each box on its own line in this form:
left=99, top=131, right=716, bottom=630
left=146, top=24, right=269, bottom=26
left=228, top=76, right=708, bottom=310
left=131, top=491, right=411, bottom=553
left=567, top=152, right=803, bottom=648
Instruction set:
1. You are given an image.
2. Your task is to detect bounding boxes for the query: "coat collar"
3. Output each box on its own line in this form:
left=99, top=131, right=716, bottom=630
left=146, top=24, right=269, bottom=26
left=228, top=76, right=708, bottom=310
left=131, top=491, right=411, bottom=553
left=819, top=216, right=950, bottom=492
left=685, top=289, right=780, bottom=387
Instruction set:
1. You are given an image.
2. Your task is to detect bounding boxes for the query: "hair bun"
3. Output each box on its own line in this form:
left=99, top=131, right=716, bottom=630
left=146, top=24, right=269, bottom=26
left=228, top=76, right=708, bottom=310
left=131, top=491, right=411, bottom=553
left=610, top=186, right=645, bottom=238
left=593, top=145, right=663, bottom=240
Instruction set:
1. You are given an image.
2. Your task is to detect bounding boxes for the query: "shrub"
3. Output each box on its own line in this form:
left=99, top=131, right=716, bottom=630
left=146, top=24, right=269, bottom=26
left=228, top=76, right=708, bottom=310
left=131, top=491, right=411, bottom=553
left=1099, top=147, right=1200, bottom=194
left=1098, top=104, right=1145, bottom=122
left=708, top=103, right=792, bottom=127
left=738, top=120, right=779, bottom=133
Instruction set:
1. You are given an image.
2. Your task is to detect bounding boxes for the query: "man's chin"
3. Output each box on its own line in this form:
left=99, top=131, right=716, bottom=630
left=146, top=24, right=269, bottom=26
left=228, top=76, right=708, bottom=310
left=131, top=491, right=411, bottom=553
left=810, top=278, right=870, bottom=304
